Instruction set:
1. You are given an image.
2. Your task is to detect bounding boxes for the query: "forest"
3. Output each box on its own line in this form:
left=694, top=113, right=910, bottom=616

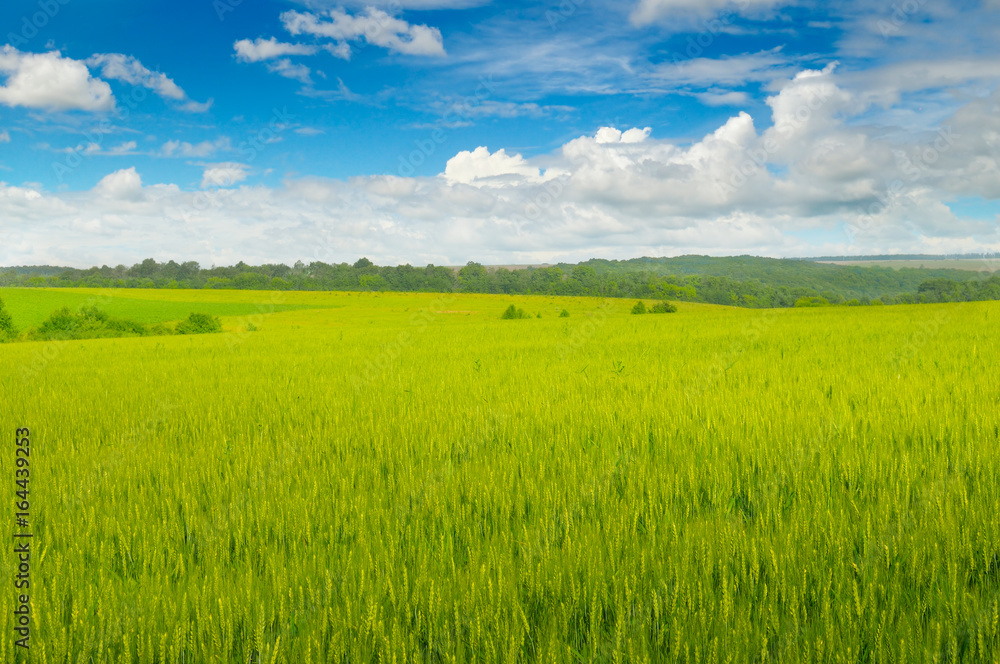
left=2, top=255, right=998, bottom=308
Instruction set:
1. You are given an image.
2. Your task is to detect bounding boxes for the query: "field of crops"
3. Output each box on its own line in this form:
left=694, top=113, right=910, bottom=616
left=2, top=288, right=999, bottom=662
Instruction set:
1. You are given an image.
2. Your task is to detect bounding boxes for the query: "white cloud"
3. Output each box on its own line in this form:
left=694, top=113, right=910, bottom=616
left=0, top=46, right=114, bottom=112
left=0, top=130, right=9, bottom=143
left=161, top=138, right=232, bottom=158
left=593, top=127, right=652, bottom=144
left=180, top=98, right=214, bottom=113
left=281, top=8, right=446, bottom=57
left=444, top=146, right=543, bottom=185
left=295, top=0, right=489, bottom=7
left=233, top=37, right=318, bottom=62
left=86, top=54, right=184, bottom=100
left=695, top=90, right=751, bottom=106
left=266, top=59, right=313, bottom=84
left=653, top=50, right=791, bottom=88
left=202, top=163, right=249, bottom=188
left=94, top=167, right=144, bottom=200
left=68, top=140, right=139, bottom=156
left=3, top=67, right=1000, bottom=267
left=631, top=0, right=787, bottom=25
left=436, top=99, right=575, bottom=120
left=86, top=53, right=210, bottom=112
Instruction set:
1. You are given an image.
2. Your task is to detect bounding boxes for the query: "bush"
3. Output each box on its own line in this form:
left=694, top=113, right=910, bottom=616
left=28, top=306, right=151, bottom=341
left=650, top=301, right=678, bottom=314
left=501, top=305, right=529, bottom=320
left=0, top=297, right=15, bottom=340
left=631, top=301, right=647, bottom=315
left=559, top=309, right=570, bottom=318
left=794, top=296, right=830, bottom=308
left=175, top=312, right=223, bottom=334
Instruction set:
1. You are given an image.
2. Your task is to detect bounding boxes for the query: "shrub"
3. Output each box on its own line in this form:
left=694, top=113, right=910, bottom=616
left=559, top=309, right=570, bottom=318
left=0, top=297, right=15, bottom=340
left=176, top=312, right=223, bottom=334
left=794, top=296, right=830, bottom=308
left=501, top=305, right=529, bottom=320
left=28, top=306, right=152, bottom=341
left=631, top=301, right=647, bottom=315
left=650, top=301, right=678, bottom=314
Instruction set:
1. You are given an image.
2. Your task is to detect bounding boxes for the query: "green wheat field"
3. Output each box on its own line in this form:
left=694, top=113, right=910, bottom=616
left=2, top=288, right=998, bottom=663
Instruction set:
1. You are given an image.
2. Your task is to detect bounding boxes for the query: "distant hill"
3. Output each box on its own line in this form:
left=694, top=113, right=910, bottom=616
left=800, top=253, right=1000, bottom=262
left=554, top=255, right=988, bottom=299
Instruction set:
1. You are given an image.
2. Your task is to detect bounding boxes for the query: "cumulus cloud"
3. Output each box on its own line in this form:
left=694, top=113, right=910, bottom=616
left=94, top=167, right=144, bottom=200
left=0, top=46, right=114, bottom=112
left=444, top=146, right=543, bottom=185
left=202, top=163, right=250, bottom=188
left=233, top=37, right=318, bottom=62
left=281, top=8, right=446, bottom=57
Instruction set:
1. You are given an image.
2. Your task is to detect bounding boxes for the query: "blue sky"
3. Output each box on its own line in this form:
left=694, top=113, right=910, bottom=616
left=1, top=0, right=999, bottom=267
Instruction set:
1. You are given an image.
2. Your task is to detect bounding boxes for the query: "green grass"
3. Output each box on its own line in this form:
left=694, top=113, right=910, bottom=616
left=1, top=290, right=998, bottom=662
left=0, top=287, right=334, bottom=330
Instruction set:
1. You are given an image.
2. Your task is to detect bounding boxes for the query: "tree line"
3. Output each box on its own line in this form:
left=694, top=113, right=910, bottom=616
left=2, top=256, right=999, bottom=309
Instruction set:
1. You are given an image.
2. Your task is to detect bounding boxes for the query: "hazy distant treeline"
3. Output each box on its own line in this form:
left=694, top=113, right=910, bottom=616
left=2, top=255, right=999, bottom=309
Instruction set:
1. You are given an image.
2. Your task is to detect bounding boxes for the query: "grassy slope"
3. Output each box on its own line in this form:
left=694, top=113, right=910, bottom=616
left=0, top=287, right=336, bottom=330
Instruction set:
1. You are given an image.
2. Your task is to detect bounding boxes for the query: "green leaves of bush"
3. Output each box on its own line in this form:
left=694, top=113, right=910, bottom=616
left=16, top=307, right=223, bottom=341
left=0, top=297, right=15, bottom=341
left=633, top=300, right=677, bottom=315
left=175, top=312, right=223, bottom=334
left=501, top=304, right=530, bottom=320
left=650, top=301, right=678, bottom=313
